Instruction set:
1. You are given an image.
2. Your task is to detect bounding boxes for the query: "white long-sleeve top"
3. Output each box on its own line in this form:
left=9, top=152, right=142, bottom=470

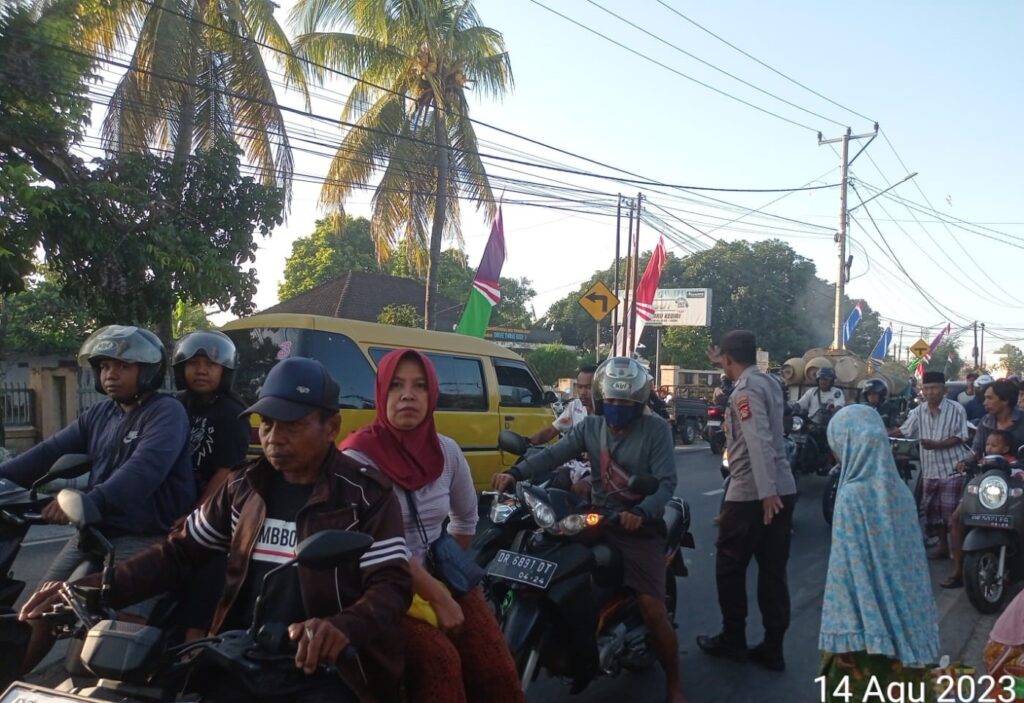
left=343, top=434, right=478, bottom=564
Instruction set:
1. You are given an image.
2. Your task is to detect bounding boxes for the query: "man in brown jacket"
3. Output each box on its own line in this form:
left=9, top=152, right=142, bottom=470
left=22, top=357, right=412, bottom=703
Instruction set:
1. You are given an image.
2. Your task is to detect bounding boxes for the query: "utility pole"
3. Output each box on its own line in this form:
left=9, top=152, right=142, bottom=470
left=974, top=323, right=983, bottom=368
left=613, top=196, right=623, bottom=340
left=629, top=193, right=643, bottom=356
left=897, top=326, right=904, bottom=362
left=973, top=321, right=979, bottom=369
left=818, top=124, right=879, bottom=350
left=621, top=199, right=635, bottom=357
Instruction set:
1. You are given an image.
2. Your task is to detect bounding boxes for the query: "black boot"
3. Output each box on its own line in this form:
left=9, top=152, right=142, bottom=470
left=696, top=633, right=747, bottom=662
left=748, top=642, right=785, bottom=671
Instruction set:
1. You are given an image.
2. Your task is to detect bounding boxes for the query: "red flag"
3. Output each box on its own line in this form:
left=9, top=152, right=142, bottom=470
left=615, top=237, right=667, bottom=356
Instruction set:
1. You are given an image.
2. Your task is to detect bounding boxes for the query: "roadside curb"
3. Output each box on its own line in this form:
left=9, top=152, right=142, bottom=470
left=931, top=559, right=1002, bottom=669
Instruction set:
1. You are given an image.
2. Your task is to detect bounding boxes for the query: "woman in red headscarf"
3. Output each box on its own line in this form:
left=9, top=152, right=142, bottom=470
left=340, top=349, right=523, bottom=703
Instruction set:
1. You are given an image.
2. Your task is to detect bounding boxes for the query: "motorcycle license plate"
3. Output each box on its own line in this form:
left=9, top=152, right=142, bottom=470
left=965, top=513, right=1014, bottom=529
left=706, top=420, right=722, bottom=428
left=487, top=550, right=558, bottom=589
left=0, top=682, right=94, bottom=702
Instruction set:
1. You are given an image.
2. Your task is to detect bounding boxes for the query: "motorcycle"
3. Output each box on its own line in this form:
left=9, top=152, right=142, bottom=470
left=961, top=454, right=1024, bottom=613
left=704, top=405, right=726, bottom=455
left=1, top=488, right=373, bottom=702
left=790, top=405, right=836, bottom=478
left=822, top=437, right=920, bottom=526
left=488, top=477, right=694, bottom=694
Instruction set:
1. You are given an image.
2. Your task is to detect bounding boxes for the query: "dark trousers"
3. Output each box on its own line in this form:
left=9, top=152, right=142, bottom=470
left=715, top=494, right=796, bottom=649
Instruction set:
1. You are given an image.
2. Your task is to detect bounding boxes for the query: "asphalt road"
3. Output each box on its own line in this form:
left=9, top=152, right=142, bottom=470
left=11, top=447, right=989, bottom=702
left=523, top=444, right=836, bottom=703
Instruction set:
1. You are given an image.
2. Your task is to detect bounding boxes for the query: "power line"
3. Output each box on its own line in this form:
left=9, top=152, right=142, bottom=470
left=653, top=0, right=876, bottom=125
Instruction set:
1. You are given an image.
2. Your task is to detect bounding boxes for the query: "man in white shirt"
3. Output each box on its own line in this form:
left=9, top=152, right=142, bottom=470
left=529, top=365, right=596, bottom=484
left=890, top=371, right=971, bottom=559
left=958, top=372, right=978, bottom=406
left=796, top=367, right=846, bottom=421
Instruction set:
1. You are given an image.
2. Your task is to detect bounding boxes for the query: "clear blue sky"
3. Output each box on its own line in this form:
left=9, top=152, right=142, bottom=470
left=215, top=0, right=1024, bottom=361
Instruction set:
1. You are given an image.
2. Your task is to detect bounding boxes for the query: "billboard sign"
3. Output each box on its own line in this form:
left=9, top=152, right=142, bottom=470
left=619, top=288, right=712, bottom=327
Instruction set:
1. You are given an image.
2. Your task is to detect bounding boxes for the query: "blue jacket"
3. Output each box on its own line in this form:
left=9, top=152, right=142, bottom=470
left=965, top=396, right=987, bottom=422
left=0, top=393, right=194, bottom=535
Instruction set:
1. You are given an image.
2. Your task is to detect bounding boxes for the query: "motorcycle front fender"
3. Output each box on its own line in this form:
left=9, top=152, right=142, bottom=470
left=503, top=595, right=544, bottom=654
left=963, top=528, right=1015, bottom=553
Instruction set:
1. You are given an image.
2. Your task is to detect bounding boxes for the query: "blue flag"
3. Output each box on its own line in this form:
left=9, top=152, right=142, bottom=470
left=841, top=302, right=864, bottom=347
left=869, top=324, right=893, bottom=367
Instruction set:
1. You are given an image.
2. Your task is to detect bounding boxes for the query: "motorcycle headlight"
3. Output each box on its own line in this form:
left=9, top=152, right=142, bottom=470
left=558, top=514, right=586, bottom=535
left=722, top=449, right=729, bottom=469
left=523, top=491, right=557, bottom=529
left=791, top=417, right=804, bottom=432
left=980, top=475, right=1009, bottom=510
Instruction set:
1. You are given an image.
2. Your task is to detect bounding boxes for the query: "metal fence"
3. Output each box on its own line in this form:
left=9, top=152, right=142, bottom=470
left=1, top=383, right=35, bottom=427
left=77, top=368, right=174, bottom=414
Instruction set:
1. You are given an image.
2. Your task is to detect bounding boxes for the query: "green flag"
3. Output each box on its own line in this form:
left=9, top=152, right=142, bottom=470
left=456, top=208, right=505, bottom=337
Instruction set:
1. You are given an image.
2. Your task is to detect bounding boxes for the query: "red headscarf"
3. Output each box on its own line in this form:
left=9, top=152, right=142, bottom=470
left=340, top=349, right=444, bottom=491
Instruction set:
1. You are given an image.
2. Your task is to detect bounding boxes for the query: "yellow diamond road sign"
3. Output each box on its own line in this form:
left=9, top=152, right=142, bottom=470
left=579, top=281, right=619, bottom=322
left=911, top=339, right=930, bottom=358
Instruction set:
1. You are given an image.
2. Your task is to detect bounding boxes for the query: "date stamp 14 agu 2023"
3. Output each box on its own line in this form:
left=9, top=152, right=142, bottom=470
left=815, top=674, right=1017, bottom=703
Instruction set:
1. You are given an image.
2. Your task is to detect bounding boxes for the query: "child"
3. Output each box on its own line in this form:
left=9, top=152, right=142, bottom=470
left=985, top=429, right=1022, bottom=477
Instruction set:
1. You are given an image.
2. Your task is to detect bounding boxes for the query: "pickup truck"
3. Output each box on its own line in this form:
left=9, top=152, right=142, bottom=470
left=669, top=396, right=709, bottom=446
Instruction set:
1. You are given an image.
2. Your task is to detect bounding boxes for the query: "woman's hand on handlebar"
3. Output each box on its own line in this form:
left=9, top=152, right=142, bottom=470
left=19, top=581, right=65, bottom=621
left=288, top=618, right=349, bottom=675
left=619, top=510, right=644, bottom=532
left=491, top=473, right=516, bottom=493
left=41, top=501, right=69, bottom=525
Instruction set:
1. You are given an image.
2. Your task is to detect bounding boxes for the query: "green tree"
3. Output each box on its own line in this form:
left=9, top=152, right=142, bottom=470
left=377, top=303, right=422, bottom=328
left=995, top=344, right=1024, bottom=376
left=525, top=344, right=580, bottom=386
left=659, top=327, right=713, bottom=369
left=172, top=299, right=212, bottom=338
left=47, top=0, right=308, bottom=199
left=0, top=273, right=94, bottom=355
left=278, top=216, right=379, bottom=300
left=291, top=0, right=513, bottom=329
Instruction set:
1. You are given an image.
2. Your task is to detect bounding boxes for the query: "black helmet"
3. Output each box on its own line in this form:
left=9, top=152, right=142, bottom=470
left=78, top=325, right=167, bottom=395
left=172, top=330, right=238, bottom=392
left=817, top=367, right=837, bottom=382
left=861, top=378, right=888, bottom=404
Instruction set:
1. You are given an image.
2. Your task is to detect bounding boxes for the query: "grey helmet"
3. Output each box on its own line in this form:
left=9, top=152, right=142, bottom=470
left=78, top=325, right=167, bottom=395
left=860, top=378, right=888, bottom=404
left=593, top=357, right=650, bottom=406
left=172, top=330, right=238, bottom=392
left=975, top=374, right=996, bottom=391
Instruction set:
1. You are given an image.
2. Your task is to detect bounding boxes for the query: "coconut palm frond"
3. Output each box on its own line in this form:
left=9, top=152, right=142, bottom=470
left=241, top=0, right=310, bottom=108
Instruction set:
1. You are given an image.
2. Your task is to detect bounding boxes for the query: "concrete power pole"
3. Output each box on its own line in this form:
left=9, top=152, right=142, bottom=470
left=819, top=125, right=879, bottom=349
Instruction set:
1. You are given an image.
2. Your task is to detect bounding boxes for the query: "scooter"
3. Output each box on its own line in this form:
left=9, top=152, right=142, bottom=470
left=704, top=405, right=726, bottom=455
left=490, top=477, right=693, bottom=694
left=961, top=453, right=1024, bottom=613
left=1, top=489, right=373, bottom=702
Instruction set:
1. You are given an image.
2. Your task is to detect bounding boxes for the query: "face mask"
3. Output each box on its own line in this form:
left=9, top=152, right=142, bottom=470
left=603, top=403, right=641, bottom=429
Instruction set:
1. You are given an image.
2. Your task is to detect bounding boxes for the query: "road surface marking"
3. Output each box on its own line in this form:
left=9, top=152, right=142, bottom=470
left=22, top=536, right=71, bottom=548
left=703, top=489, right=724, bottom=496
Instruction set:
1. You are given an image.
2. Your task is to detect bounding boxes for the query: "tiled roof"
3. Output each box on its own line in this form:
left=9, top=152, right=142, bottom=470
left=262, top=272, right=463, bottom=330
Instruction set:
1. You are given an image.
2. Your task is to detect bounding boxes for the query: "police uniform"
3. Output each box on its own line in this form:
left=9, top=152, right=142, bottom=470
left=797, top=386, right=846, bottom=419
left=717, top=365, right=798, bottom=656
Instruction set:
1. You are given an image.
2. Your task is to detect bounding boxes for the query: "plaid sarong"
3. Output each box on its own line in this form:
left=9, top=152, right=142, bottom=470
left=920, top=475, right=965, bottom=528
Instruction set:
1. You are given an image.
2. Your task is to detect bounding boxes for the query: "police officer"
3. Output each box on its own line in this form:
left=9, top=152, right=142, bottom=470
left=697, top=330, right=797, bottom=672
left=796, top=367, right=845, bottom=422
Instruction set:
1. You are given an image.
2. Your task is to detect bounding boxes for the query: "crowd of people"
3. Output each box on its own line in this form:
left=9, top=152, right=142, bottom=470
left=3, top=322, right=1024, bottom=702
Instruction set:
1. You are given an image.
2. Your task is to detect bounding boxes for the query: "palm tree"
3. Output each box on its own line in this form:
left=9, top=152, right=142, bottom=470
left=290, top=0, right=512, bottom=329
left=36, top=0, right=307, bottom=199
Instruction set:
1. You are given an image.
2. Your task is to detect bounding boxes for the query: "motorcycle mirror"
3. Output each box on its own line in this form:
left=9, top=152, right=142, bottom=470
left=31, top=454, right=93, bottom=497
left=294, top=529, right=374, bottom=570
left=57, top=489, right=101, bottom=530
left=543, top=391, right=559, bottom=405
left=498, top=430, right=529, bottom=456
left=1017, top=444, right=1024, bottom=461
left=627, top=475, right=660, bottom=497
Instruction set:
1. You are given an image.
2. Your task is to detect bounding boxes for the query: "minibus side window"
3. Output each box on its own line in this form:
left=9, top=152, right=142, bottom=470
left=369, top=348, right=487, bottom=411
left=305, top=332, right=376, bottom=409
left=493, top=359, right=545, bottom=408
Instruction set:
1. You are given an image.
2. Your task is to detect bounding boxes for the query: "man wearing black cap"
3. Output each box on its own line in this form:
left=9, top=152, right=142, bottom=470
left=22, top=357, right=412, bottom=703
left=890, top=371, right=971, bottom=560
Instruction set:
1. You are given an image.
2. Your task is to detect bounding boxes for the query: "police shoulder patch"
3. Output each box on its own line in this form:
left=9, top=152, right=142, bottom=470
left=737, top=395, right=752, bottom=421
